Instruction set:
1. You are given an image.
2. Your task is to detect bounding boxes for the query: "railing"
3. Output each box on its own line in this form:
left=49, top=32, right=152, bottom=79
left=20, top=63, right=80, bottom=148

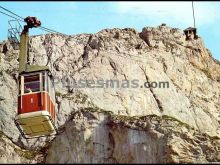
left=8, top=19, right=22, bottom=49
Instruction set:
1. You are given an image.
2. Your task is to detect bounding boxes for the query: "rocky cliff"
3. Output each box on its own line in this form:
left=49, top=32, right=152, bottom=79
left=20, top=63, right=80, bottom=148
left=0, top=24, right=220, bottom=163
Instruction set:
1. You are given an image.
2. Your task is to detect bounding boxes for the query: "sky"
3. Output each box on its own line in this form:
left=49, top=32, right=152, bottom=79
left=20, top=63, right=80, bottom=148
left=0, top=1, right=220, bottom=61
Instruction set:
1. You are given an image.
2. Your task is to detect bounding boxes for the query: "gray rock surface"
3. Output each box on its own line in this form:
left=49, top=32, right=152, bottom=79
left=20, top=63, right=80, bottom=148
left=0, top=24, right=219, bottom=163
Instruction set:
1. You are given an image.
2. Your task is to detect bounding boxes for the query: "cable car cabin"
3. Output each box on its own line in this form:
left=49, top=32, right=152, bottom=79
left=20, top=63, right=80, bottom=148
left=15, top=70, right=57, bottom=139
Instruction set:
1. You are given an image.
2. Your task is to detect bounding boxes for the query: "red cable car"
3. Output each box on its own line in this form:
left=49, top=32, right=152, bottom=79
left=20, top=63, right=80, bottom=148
left=14, top=17, right=57, bottom=139
left=15, top=71, right=57, bottom=138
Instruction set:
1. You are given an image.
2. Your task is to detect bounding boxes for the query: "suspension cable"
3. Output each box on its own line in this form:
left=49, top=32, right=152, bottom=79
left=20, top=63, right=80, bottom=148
left=192, top=1, right=196, bottom=28
left=0, top=5, right=66, bottom=35
left=0, top=11, right=24, bottom=22
left=39, top=26, right=67, bottom=36
left=0, top=6, right=24, bottom=20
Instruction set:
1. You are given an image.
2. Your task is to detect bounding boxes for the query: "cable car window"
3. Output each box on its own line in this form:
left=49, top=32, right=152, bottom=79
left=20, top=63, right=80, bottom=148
left=42, top=73, right=45, bottom=91
left=24, top=74, right=40, bottom=93
left=48, top=76, right=55, bottom=103
left=42, top=71, right=48, bottom=92
left=50, top=78, right=55, bottom=103
left=24, top=74, right=39, bottom=83
left=18, top=78, right=21, bottom=95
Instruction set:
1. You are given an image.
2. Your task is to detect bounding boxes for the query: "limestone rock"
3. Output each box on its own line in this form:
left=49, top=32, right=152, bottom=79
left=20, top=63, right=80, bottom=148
left=0, top=132, right=44, bottom=163
left=0, top=24, right=219, bottom=163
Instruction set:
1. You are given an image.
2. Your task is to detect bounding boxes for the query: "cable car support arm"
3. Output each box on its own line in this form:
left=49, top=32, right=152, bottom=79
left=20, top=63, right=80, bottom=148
left=19, top=16, right=49, bottom=74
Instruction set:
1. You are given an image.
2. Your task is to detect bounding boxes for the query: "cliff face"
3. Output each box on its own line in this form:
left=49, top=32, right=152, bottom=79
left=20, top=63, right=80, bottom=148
left=0, top=25, right=220, bottom=163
